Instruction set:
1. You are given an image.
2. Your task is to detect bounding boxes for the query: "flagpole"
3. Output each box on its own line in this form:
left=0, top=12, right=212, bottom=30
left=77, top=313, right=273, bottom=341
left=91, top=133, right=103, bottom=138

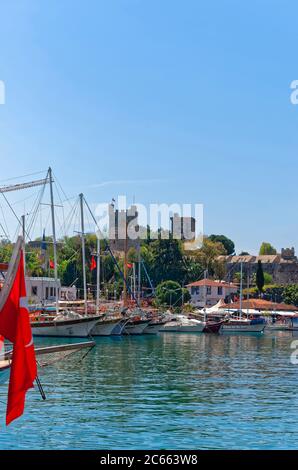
left=79, top=194, right=88, bottom=316
left=21, top=214, right=26, bottom=274
left=49, top=167, right=59, bottom=315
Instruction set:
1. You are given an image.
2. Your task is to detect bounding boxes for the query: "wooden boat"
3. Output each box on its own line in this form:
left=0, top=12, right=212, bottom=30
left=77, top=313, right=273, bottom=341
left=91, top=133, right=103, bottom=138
left=31, top=313, right=102, bottom=337
left=109, top=318, right=128, bottom=335
left=91, top=317, right=123, bottom=336
left=143, top=319, right=167, bottom=334
left=222, top=317, right=266, bottom=333
left=203, top=320, right=224, bottom=333
left=123, top=317, right=150, bottom=335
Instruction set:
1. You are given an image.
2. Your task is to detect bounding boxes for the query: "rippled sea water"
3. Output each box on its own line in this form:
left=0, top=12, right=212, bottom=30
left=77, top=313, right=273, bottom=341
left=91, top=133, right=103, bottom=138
left=0, top=331, right=297, bottom=449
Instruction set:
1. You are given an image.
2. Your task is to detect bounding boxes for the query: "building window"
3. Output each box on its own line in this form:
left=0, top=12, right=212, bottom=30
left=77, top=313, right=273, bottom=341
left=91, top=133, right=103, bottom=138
left=206, top=287, right=211, bottom=295
left=191, top=286, right=200, bottom=295
left=46, top=287, right=49, bottom=299
left=218, top=287, right=223, bottom=295
left=31, top=286, right=38, bottom=296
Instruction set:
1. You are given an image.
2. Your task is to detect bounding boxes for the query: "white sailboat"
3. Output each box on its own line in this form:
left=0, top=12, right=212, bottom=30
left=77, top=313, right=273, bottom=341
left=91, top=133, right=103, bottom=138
left=222, top=262, right=266, bottom=334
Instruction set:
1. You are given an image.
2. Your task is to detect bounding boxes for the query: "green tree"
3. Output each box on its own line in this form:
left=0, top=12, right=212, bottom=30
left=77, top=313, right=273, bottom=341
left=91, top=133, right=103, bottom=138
left=147, top=238, right=187, bottom=285
left=282, top=285, right=298, bottom=306
left=182, top=256, right=204, bottom=284
left=0, top=241, right=13, bottom=263
left=259, top=242, right=277, bottom=255
left=263, top=272, right=273, bottom=285
left=256, top=260, right=265, bottom=295
left=193, top=237, right=227, bottom=274
left=155, top=280, right=190, bottom=308
left=209, top=234, right=235, bottom=255
left=212, top=259, right=227, bottom=280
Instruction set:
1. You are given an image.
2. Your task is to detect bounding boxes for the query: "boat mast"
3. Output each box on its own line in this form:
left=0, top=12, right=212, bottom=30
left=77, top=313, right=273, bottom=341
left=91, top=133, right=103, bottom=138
left=239, top=261, right=243, bottom=319
left=247, top=263, right=250, bottom=316
left=203, top=269, right=207, bottom=321
left=79, top=193, right=88, bottom=316
left=123, top=215, right=128, bottom=306
left=96, top=234, right=100, bottom=314
left=49, top=167, right=59, bottom=315
left=137, top=244, right=141, bottom=304
left=133, top=262, right=136, bottom=301
left=203, top=269, right=207, bottom=308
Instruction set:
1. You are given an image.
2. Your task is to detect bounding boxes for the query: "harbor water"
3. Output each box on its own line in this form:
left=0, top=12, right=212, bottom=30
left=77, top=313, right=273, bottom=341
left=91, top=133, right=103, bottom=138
left=0, top=331, right=297, bottom=450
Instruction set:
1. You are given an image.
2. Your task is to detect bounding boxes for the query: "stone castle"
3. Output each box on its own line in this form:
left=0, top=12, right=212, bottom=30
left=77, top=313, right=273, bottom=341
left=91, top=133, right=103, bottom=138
left=218, top=247, right=298, bottom=285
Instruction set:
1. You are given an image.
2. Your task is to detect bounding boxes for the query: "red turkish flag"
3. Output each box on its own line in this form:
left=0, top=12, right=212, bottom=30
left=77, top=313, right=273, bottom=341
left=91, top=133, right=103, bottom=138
left=127, top=263, right=133, bottom=269
left=90, top=256, right=96, bottom=271
left=0, top=243, right=37, bottom=425
left=49, top=259, right=55, bottom=269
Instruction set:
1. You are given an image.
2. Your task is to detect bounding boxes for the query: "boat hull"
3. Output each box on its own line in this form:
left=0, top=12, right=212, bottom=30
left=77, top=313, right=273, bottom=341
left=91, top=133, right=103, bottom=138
left=110, top=319, right=128, bottom=336
left=31, top=316, right=101, bottom=337
left=161, top=323, right=205, bottom=333
left=265, top=324, right=291, bottom=331
left=222, top=323, right=265, bottom=333
left=143, top=321, right=165, bottom=334
left=203, top=321, right=224, bottom=334
left=91, top=319, right=121, bottom=336
left=123, top=320, right=150, bottom=335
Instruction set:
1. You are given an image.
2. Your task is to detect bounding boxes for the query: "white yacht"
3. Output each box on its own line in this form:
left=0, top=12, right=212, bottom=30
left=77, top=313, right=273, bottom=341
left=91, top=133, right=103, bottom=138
left=160, top=315, right=205, bottom=333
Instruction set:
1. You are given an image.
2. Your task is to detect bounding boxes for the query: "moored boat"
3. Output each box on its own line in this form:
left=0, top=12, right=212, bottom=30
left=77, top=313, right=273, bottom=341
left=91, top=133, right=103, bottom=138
left=161, top=315, right=205, bottom=333
left=123, top=318, right=150, bottom=335
left=91, top=317, right=122, bottom=336
left=143, top=319, right=166, bottom=334
left=111, top=318, right=129, bottom=335
left=203, top=320, right=224, bottom=334
left=31, top=313, right=101, bottom=337
left=222, top=317, right=266, bottom=333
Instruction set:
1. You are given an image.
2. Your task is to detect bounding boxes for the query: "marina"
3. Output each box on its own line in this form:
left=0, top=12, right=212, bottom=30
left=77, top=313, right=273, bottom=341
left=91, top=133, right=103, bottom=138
left=0, top=331, right=297, bottom=450
left=1, top=1, right=298, bottom=458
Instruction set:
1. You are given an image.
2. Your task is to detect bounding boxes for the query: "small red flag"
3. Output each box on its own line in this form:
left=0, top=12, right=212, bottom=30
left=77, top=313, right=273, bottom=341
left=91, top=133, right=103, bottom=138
left=0, top=243, right=37, bottom=425
left=90, top=256, right=96, bottom=271
left=49, top=259, right=55, bottom=269
left=127, top=263, right=133, bottom=269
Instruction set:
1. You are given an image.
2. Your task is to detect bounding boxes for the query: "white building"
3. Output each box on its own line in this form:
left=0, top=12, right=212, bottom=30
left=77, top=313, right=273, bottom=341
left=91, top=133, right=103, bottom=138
left=26, top=277, right=77, bottom=304
left=60, top=285, right=77, bottom=301
left=26, top=277, right=61, bottom=304
left=186, top=279, right=238, bottom=308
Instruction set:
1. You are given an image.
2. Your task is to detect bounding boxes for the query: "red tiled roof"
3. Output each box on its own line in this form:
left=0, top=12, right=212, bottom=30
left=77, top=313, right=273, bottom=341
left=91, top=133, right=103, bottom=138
left=186, top=279, right=237, bottom=289
left=223, top=298, right=297, bottom=311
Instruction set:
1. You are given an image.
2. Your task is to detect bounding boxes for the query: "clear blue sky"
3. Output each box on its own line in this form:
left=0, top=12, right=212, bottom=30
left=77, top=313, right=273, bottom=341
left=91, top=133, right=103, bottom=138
left=0, top=0, right=297, bottom=254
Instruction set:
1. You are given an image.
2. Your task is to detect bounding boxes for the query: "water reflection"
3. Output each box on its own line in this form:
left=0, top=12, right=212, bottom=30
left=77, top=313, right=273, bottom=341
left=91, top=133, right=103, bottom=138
left=0, top=332, right=297, bottom=449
